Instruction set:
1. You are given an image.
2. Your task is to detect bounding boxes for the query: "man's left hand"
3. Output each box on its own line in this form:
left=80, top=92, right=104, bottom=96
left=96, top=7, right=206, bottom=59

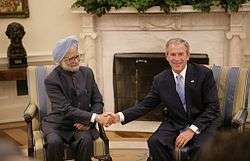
left=175, top=128, right=195, bottom=149
left=74, top=123, right=90, bottom=131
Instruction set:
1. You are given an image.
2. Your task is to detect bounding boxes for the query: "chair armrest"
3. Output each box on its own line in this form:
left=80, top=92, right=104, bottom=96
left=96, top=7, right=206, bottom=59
left=24, top=103, right=38, bottom=122
left=24, top=103, right=38, bottom=157
left=232, top=109, right=248, bottom=129
left=33, top=130, right=46, bottom=161
left=174, top=147, right=191, bottom=161
left=97, top=123, right=110, bottom=156
left=98, top=123, right=109, bottom=142
left=174, top=146, right=199, bottom=161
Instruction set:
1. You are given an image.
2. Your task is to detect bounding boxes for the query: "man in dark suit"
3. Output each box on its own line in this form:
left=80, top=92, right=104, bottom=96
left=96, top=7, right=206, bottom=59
left=107, top=38, right=222, bottom=161
left=42, top=35, right=110, bottom=161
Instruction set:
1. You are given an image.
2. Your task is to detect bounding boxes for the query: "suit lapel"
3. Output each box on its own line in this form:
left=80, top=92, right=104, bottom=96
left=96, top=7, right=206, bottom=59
left=163, top=68, right=186, bottom=114
left=164, top=68, right=178, bottom=96
left=185, top=63, right=197, bottom=110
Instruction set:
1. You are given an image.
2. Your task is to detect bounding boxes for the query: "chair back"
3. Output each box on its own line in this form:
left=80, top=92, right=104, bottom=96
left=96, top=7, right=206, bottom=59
left=211, top=65, right=250, bottom=127
left=27, top=65, right=56, bottom=129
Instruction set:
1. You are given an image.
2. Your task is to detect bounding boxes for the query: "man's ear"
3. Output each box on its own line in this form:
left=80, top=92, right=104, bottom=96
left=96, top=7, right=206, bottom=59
left=165, top=55, right=169, bottom=62
left=187, top=53, right=190, bottom=60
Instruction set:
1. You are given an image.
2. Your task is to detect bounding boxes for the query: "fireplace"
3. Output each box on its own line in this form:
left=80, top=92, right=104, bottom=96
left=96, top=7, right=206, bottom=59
left=73, top=6, right=250, bottom=131
left=113, top=53, right=209, bottom=121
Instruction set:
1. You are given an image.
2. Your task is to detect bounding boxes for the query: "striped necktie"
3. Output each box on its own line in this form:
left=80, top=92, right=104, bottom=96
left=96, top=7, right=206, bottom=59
left=176, top=74, right=186, bottom=111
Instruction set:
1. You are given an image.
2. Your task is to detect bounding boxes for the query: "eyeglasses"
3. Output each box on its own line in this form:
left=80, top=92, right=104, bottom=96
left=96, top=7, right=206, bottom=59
left=63, top=54, right=80, bottom=63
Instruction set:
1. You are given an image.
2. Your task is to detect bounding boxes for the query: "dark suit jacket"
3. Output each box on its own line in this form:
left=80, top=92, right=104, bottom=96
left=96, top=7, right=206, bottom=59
left=122, top=63, right=221, bottom=146
left=42, top=66, right=103, bottom=138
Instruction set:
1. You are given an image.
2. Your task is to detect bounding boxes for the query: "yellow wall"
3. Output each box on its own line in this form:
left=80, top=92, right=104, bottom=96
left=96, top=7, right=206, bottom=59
left=0, top=0, right=81, bottom=58
left=1, top=1, right=250, bottom=65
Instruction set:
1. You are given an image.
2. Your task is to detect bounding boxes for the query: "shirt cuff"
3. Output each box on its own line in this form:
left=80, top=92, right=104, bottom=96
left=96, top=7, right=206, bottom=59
left=90, top=113, right=97, bottom=123
left=118, top=112, right=125, bottom=122
left=189, top=124, right=200, bottom=134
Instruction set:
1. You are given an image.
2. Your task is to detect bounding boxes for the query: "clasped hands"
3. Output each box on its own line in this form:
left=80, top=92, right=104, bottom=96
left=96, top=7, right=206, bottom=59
left=95, top=112, right=120, bottom=127
left=73, top=112, right=119, bottom=131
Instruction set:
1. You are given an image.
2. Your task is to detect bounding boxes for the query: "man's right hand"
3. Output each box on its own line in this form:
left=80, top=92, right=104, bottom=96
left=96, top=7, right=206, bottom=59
left=95, top=112, right=120, bottom=127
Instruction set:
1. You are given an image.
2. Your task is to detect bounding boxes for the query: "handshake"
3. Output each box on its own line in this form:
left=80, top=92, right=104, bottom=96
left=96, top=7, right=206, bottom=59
left=95, top=112, right=120, bottom=127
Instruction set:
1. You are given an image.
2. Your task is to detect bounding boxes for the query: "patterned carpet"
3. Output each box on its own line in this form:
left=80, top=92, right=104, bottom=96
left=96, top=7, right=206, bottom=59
left=0, top=121, right=150, bottom=161
left=0, top=122, right=27, bottom=147
left=1, top=122, right=250, bottom=161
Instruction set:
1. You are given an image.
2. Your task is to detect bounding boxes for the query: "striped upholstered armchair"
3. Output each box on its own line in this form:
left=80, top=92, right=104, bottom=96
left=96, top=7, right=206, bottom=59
left=173, top=65, right=250, bottom=161
left=23, top=65, right=112, bottom=161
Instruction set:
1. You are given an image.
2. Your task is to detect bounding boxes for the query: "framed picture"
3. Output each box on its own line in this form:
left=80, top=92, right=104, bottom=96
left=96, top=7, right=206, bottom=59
left=0, top=0, right=29, bottom=18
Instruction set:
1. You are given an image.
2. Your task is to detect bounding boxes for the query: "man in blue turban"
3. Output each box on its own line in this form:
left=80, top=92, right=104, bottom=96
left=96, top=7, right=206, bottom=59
left=42, top=35, right=110, bottom=161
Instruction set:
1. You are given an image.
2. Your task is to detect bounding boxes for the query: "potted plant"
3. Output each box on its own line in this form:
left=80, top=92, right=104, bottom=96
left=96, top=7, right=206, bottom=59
left=72, top=0, right=249, bottom=16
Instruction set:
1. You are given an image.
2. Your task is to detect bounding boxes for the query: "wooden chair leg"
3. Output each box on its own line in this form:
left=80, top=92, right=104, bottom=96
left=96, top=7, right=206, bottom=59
left=98, top=155, right=112, bottom=161
left=147, top=156, right=153, bottom=161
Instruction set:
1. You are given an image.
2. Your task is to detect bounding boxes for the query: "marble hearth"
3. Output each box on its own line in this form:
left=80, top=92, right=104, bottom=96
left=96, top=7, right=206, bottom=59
left=73, top=5, right=250, bottom=132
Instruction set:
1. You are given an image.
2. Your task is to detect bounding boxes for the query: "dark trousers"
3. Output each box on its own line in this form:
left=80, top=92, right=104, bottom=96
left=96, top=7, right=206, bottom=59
left=147, top=127, right=217, bottom=161
left=148, top=133, right=173, bottom=161
left=148, top=135, right=201, bottom=161
left=45, top=130, right=93, bottom=161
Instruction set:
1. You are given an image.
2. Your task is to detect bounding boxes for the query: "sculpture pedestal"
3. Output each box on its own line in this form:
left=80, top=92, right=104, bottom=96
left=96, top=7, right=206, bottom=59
left=8, top=57, right=27, bottom=68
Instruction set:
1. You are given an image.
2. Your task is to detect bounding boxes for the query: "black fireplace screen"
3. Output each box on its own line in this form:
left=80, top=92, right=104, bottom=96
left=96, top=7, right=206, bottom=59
left=113, top=53, right=209, bottom=121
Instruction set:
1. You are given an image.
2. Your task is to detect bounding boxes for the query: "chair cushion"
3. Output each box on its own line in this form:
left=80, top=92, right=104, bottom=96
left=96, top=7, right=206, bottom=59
left=93, top=137, right=106, bottom=158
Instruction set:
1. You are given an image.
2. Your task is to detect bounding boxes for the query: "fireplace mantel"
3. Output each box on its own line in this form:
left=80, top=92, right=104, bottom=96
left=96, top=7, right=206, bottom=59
left=73, top=4, right=250, bottom=72
left=73, top=5, right=250, bottom=131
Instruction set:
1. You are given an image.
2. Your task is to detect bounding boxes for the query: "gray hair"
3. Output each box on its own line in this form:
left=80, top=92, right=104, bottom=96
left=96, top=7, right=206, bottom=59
left=165, top=38, right=190, bottom=55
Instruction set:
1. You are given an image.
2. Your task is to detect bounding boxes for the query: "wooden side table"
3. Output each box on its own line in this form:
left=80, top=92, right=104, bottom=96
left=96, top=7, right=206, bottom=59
left=0, top=67, right=27, bottom=95
left=0, top=67, right=26, bottom=81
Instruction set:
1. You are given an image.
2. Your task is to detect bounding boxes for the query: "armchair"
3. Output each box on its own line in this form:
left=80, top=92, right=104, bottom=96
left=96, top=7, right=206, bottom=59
left=23, top=65, right=112, bottom=161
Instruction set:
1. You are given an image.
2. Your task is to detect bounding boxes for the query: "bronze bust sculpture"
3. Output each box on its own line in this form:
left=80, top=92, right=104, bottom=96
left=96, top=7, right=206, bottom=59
left=5, top=22, right=27, bottom=68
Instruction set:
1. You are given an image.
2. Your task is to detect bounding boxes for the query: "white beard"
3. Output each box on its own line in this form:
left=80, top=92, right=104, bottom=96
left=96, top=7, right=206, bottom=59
left=60, top=61, right=80, bottom=72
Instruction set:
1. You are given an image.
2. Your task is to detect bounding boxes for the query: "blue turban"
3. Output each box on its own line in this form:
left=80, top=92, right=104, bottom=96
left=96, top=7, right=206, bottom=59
left=52, top=35, right=79, bottom=64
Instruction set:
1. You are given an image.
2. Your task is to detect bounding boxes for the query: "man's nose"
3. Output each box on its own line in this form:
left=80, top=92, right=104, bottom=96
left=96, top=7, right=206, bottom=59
left=172, top=56, right=179, bottom=60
